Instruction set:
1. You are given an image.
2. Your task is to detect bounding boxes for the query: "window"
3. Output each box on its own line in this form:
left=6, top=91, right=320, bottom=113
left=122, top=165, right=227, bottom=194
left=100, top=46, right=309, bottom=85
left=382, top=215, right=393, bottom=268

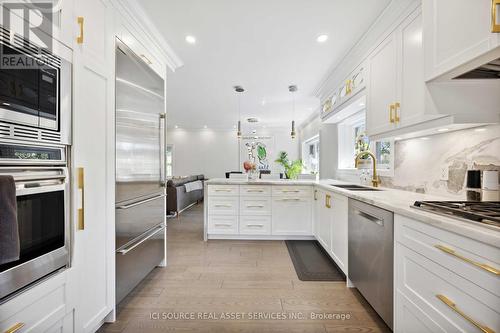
left=338, top=111, right=393, bottom=173
left=302, top=135, right=320, bottom=176
left=166, top=145, right=173, bottom=177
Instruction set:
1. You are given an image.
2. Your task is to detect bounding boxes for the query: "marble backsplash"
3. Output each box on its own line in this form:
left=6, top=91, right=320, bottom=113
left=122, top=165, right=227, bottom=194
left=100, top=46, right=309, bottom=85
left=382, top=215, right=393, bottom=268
left=379, top=124, right=500, bottom=199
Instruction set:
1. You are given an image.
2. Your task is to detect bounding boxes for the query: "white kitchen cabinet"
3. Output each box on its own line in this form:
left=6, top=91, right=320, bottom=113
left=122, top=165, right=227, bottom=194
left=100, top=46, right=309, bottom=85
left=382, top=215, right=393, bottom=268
left=329, top=193, right=348, bottom=275
left=316, top=190, right=332, bottom=251
left=423, top=0, right=500, bottom=81
left=394, top=214, right=500, bottom=333
left=0, top=272, right=71, bottom=333
left=271, top=197, right=312, bottom=236
left=208, top=215, right=239, bottom=234
left=208, top=196, right=239, bottom=215
left=366, top=32, right=398, bottom=136
left=367, top=9, right=434, bottom=138
left=70, top=0, right=115, bottom=331
left=239, top=216, right=272, bottom=235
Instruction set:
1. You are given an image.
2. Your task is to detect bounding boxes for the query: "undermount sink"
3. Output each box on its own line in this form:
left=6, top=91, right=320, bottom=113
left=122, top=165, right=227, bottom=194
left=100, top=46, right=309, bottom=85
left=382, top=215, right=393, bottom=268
left=330, top=184, right=383, bottom=191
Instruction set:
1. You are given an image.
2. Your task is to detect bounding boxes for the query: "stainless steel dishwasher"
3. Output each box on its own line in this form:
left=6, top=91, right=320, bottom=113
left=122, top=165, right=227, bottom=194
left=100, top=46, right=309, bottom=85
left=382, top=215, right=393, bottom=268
left=348, top=199, right=394, bottom=329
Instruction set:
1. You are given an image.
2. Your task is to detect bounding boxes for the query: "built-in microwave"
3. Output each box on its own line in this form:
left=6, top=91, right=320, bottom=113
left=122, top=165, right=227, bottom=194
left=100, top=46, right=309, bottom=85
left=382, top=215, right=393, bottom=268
left=0, top=25, right=71, bottom=145
left=0, top=143, right=69, bottom=301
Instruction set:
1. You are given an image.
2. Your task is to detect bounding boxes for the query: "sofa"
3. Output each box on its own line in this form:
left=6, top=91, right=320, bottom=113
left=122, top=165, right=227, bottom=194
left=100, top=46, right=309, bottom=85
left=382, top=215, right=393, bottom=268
left=167, top=175, right=205, bottom=216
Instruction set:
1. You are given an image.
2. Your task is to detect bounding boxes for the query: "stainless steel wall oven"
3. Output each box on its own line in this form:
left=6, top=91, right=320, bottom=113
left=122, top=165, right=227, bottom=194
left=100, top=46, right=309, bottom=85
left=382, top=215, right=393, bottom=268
left=0, top=143, right=69, bottom=301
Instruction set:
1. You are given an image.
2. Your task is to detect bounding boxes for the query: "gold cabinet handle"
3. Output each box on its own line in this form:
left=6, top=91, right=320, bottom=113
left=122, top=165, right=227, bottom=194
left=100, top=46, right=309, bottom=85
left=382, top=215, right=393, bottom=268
left=435, top=245, right=500, bottom=275
left=76, top=16, right=84, bottom=44
left=394, top=102, right=400, bottom=122
left=389, top=104, right=395, bottom=123
left=492, top=0, right=500, bottom=33
left=325, top=194, right=331, bottom=209
left=77, top=167, right=85, bottom=230
left=436, top=295, right=495, bottom=333
left=345, top=79, right=352, bottom=95
left=4, top=323, right=25, bottom=333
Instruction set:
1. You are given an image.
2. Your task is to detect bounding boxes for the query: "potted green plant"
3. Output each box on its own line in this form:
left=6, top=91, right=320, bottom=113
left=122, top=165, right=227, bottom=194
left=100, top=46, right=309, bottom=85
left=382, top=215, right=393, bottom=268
left=275, top=151, right=304, bottom=180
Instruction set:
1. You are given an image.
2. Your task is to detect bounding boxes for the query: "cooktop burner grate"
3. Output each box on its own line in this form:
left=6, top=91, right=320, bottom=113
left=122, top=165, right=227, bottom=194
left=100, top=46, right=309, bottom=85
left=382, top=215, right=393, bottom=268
left=412, top=201, right=500, bottom=228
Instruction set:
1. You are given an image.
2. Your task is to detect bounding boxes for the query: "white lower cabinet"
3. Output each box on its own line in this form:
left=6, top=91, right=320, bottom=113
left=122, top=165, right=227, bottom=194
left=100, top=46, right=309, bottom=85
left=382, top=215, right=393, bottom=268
left=208, top=215, right=238, bottom=234
left=239, top=216, right=271, bottom=235
left=313, top=188, right=348, bottom=275
left=316, top=189, right=332, bottom=251
left=394, top=214, right=500, bottom=333
left=271, top=196, right=312, bottom=236
left=207, top=184, right=313, bottom=237
left=329, top=193, right=348, bottom=274
left=0, top=272, right=72, bottom=333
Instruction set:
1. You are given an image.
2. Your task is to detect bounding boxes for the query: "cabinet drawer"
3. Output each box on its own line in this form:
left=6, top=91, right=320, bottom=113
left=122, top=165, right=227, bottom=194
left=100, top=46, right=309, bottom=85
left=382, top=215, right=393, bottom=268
left=0, top=283, right=66, bottom=333
left=396, top=243, right=500, bottom=333
left=208, top=215, right=238, bottom=234
left=208, top=196, right=239, bottom=215
left=395, top=214, right=500, bottom=297
left=271, top=197, right=313, bottom=235
left=272, top=186, right=312, bottom=197
left=208, top=185, right=239, bottom=196
left=240, top=197, right=271, bottom=216
left=240, top=185, right=271, bottom=196
left=239, top=216, right=271, bottom=235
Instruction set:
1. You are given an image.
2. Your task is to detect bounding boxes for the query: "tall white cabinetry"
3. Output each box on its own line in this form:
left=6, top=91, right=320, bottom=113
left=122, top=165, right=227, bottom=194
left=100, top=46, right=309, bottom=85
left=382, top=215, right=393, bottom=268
left=70, top=0, right=115, bottom=331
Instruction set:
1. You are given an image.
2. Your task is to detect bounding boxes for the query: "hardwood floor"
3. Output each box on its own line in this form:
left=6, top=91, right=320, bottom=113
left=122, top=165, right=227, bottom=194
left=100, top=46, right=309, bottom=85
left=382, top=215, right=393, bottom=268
left=99, top=204, right=390, bottom=333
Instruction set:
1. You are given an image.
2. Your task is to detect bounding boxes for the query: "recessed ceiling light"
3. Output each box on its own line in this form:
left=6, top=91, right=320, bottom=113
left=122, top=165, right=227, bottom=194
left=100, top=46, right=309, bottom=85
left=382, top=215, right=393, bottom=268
left=174, top=125, right=178, bottom=129
left=474, top=127, right=486, bottom=132
left=316, top=34, right=328, bottom=43
left=185, top=35, right=196, bottom=44
left=437, top=128, right=449, bottom=132
left=203, top=125, right=207, bottom=129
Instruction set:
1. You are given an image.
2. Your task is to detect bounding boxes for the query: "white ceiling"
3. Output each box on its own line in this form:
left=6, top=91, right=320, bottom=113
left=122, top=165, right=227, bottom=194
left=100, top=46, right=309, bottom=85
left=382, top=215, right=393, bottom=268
left=138, top=0, right=391, bottom=130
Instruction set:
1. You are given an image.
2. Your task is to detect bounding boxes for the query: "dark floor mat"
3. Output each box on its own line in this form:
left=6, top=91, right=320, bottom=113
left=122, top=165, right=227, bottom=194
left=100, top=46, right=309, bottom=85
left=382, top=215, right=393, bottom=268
left=285, top=240, right=346, bottom=281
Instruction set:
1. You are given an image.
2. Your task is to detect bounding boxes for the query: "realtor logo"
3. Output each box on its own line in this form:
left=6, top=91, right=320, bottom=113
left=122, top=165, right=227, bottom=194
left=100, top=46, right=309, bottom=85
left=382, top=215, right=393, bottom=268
left=0, top=1, right=58, bottom=69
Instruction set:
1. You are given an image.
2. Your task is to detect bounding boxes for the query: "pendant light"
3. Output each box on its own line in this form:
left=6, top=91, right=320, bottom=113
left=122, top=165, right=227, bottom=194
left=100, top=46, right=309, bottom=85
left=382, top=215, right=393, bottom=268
left=234, top=86, right=244, bottom=138
left=289, top=85, right=298, bottom=139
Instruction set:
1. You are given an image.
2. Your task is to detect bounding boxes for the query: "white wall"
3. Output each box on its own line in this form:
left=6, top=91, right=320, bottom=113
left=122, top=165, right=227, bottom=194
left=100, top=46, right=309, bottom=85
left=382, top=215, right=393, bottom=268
left=168, top=128, right=299, bottom=179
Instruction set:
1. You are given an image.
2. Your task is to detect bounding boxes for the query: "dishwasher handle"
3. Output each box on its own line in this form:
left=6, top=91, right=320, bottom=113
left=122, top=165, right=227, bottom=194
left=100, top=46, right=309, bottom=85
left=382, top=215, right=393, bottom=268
left=354, top=209, right=384, bottom=226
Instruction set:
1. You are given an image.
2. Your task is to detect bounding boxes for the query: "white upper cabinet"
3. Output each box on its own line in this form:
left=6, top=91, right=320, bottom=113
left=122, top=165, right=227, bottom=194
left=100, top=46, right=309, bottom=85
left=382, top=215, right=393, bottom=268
left=367, top=32, right=398, bottom=136
left=423, top=0, right=500, bottom=81
left=367, top=9, right=443, bottom=139
left=397, top=11, right=426, bottom=128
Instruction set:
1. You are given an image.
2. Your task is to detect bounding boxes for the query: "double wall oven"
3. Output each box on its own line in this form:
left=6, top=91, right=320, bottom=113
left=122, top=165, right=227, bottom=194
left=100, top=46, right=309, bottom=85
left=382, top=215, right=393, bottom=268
left=0, top=25, right=72, bottom=301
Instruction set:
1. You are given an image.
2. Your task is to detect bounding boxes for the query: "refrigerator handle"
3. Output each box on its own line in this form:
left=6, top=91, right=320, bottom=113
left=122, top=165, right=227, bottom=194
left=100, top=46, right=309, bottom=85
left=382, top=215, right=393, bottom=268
left=159, top=112, right=167, bottom=187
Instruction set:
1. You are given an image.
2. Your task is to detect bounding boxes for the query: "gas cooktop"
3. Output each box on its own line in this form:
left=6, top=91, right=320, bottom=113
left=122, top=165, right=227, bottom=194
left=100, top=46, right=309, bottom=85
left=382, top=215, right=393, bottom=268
left=412, top=201, right=500, bottom=229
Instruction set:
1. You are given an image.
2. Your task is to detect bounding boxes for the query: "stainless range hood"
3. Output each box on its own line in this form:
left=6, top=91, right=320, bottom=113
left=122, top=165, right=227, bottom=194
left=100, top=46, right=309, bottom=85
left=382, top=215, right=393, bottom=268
left=454, top=57, right=500, bottom=79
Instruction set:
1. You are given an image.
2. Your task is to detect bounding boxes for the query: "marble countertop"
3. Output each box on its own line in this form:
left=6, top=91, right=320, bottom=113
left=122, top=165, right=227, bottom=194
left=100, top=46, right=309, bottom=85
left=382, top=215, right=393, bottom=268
left=205, top=178, right=499, bottom=247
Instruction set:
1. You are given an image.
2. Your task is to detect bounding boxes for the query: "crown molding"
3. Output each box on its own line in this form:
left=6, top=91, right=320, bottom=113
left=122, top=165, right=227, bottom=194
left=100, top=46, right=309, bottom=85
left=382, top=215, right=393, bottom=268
left=111, top=0, right=184, bottom=71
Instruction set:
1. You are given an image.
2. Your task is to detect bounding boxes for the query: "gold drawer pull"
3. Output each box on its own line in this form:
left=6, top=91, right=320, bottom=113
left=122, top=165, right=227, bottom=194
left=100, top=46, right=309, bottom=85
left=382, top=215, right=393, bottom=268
left=493, top=0, right=500, bottom=33
left=436, top=294, right=495, bottom=333
left=314, top=189, right=318, bottom=201
left=435, top=245, right=500, bottom=275
left=389, top=104, right=395, bottom=123
left=325, top=194, right=331, bottom=209
left=76, top=16, right=84, bottom=44
left=5, top=323, right=25, bottom=333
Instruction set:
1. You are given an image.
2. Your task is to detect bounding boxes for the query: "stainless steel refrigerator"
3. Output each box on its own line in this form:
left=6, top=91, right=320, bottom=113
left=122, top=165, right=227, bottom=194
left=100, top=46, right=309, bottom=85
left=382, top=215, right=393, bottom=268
left=115, top=39, right=166, bottom=304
